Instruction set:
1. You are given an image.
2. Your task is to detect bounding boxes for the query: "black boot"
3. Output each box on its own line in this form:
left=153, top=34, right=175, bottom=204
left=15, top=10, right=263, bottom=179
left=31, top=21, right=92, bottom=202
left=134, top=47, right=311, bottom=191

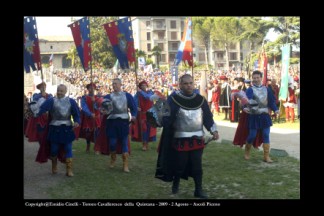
left=172, top=177, right=180, bottom=194
left=193, top=175, right=208, bottom=199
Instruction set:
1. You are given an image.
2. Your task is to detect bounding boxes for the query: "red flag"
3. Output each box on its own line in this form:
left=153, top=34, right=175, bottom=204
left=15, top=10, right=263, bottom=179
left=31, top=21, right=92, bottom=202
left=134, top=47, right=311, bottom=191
left=69, top=17, right=91, bottom=71
left=259, top=50, right=268, bottom=86
left=103, top=17, right=135, bottom=69
left=175, top=17, right=193, bottom=66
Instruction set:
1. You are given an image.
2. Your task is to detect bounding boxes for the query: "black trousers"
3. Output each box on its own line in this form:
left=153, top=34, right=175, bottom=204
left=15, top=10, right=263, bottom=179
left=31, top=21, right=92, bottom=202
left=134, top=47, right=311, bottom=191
left=174, top=148, right=203, bottom=178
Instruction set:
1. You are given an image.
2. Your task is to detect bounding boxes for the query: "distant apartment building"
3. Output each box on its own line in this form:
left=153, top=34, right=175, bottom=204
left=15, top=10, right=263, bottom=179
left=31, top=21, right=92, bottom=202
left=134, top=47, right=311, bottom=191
left=131, top=16, right=259, bottom=70
left=131, top=16, right=186, bottom=67
left=39, top=36, right=74, bottom=68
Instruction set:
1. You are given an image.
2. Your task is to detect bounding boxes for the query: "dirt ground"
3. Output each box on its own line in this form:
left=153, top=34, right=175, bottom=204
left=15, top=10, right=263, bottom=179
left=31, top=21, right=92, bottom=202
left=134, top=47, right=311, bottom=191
left=24, top=137, right=67, bottom=199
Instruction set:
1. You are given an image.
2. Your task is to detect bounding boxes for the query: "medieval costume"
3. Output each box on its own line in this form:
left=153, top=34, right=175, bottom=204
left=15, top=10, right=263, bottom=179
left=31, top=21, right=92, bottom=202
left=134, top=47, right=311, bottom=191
left=155, top=90, right=218, bottom=198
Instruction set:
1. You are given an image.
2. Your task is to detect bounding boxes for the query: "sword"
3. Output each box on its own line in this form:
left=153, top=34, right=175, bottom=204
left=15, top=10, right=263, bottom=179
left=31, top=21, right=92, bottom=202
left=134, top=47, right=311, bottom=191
left=205, top=136, right=214, bottom=145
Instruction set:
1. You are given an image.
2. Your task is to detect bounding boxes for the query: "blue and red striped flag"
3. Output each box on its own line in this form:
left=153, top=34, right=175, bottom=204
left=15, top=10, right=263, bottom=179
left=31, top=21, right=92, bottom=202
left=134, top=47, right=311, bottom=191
left=69, top=17, right=91, bottom=71
left=175, top=17, right=193, bottom=67
left=24, top=16, right=42, bottom=73
left=103, top=17, right=135, bottom=69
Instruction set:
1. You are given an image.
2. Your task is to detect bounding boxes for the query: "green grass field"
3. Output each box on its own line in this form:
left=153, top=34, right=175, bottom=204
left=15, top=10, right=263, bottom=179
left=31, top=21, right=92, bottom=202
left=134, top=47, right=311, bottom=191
left=47, top=129, right=300, bottom=199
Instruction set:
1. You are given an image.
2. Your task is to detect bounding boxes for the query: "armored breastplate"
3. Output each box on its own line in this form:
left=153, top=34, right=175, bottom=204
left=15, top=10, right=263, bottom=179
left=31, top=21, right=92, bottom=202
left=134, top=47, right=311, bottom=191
left=173, top=107, right=204, bottom=138
left=250, top=86, right=269, bottom=114
left=50, top=97, right=72, bottom=126
left=108, top=92, right=129, bottom=119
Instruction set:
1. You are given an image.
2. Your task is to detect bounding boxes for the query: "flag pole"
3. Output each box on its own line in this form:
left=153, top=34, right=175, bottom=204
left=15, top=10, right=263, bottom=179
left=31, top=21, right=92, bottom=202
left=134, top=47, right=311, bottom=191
left=190, top=17, right=194, bottom=80
left=34, top=17, right=43, bottom=83
left=129, top=17, right=138, bottom=86
left=86, top=16, right=96, bottom=147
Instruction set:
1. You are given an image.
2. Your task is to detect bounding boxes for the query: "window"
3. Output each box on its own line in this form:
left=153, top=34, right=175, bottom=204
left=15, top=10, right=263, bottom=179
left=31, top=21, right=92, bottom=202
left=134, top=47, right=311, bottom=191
left=62, top=55, right=72, bottom=68
left=147, top=43, right=151, bottom=51
left=181, top=32, right=183, bottom=40
left=50, top=45, right=53, bottom=49
left=171, top=42, right=178, bottom=50
left=147, top=32, right=151, bottom=40
left=217, top=52, right=224, bottom=59
left=240, top=52, right=243, bottom=61
left=170, top=20, right=176, bottom=29
left=199, top=53, right=205, bottom=61
left=158, top=32, right=164, bottom=39
left=169, top=53, right=176, bottom=62
left=229, top=52, right=237, bottom=60
left=181, top=21, right=184, bottom=29
left=161, top=54, right=166, bottom=62
left=171, top=32, right=177, bottom=40
left=146, top=21, right=151, bottom=27
left=158, top=43, right=164, bottom=51
left=155, top=20, right=164, bottom=28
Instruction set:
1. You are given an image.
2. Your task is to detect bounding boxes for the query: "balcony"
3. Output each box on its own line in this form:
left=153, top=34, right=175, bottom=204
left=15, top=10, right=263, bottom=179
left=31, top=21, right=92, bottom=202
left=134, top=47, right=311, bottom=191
left=153, top=37, right=166, bottom=41
left=153, top=24, right=166, bottom=30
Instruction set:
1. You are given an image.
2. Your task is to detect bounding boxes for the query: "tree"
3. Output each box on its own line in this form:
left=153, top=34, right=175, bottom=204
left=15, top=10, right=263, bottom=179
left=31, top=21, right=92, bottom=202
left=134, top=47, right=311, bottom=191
left=152, top=46, right=162, bottom=68
left=89, top=17, right=119, bottom=69
left=192, top=17, right=214, bottom=70
left=68, top=16, right=119, bottom=70
left=67, top=47, right=81, bottom=68
left=211, top=17, right=241, bottom=71
left=271, top=17, right=300, bottom=48
left=238, top=17, right=273, bottom=75
left=146, top=58, right=153, bottom=65
left=265, top=17, right=300, bottom=61
left=135, top=49, right=147, bottom=59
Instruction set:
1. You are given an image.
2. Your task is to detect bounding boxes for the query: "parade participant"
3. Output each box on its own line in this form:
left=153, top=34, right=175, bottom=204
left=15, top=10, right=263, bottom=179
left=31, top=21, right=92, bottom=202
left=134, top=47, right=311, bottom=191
left=244, top=79, right=251, bottom=90
left=219, top=75, right=231, bottom=120
left=154, top=74, right=219, bottom=199
left=80, top=83, right=101, bottom=153
left=131, top=80, right=158, bottom=151
left=24, top=94, right=33, bottom=134
left=232, top=90, right=263, bottom=150
left=25, top=82, right=53, bottom=143
left=243, top=71, right=279, bottom=163
left=230, top=78, right=240, bottom=122
left=283, top=79, right=297, bottom=123
left=102, top=78, right=137, bottom=172
left=211, top=79, right=221, bottom=115
left=35, top=84, right=80, bottom=176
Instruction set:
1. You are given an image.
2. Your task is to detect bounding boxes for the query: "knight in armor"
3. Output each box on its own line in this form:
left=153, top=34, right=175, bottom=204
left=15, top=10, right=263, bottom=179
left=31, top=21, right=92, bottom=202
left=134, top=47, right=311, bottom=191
left=243, top=71, right=279, bottom=163
left=131, top=80, right=159, bottom=151
left=102, top=78, right=137, bottom=172
left=25, top=82, right=53, bottom=145
left=79, top=83, right=102, bottom=153
left=35, top=84, right=80, bottom=176
left=155, top=74, right=219, bottom=199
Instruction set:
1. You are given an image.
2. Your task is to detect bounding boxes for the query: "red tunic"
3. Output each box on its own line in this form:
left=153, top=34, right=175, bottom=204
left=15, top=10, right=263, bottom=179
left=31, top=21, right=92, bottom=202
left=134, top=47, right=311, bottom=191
left=131, top=92, right=157, bottom=142
left=233, top=112, right=263, bottom=148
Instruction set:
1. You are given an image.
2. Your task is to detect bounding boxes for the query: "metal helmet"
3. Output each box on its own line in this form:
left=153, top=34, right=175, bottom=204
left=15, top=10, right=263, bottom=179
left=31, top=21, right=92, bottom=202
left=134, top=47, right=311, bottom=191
left=146, top=98, right=170, bottom=127
left=101, top=98, right=113, bottom=115
left=29, top=97, right=46, bottom=115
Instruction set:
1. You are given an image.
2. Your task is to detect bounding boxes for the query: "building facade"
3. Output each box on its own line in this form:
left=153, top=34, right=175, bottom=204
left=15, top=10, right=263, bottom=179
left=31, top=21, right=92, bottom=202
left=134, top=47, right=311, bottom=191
left=39, top=36, right=74, bottom=68
left=131, top=16, right=186, bottom=67
left=131, top=16, right=259, bottom=71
